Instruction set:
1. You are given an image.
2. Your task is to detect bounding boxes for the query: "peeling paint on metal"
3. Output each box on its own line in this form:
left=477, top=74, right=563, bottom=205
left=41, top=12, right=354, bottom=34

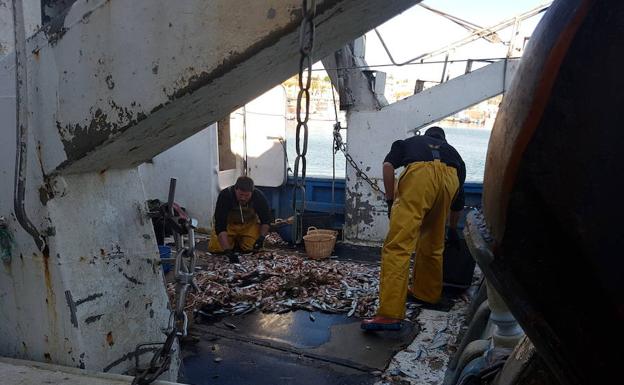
left=36, top=142, right=55, bottom=205
left=81, top=10, right=94, bottom=23
left=104, top=74, right=115, bottom=89
left=38, top=186, right=52, bottom=205
left=65, top=290, right=78, bottom=328
left=56, top=102, right=148, bottom=163
left=43, top=18, right=68, bottom=46
left=84, top=314, right=103, bottom=324
left=347, top=182, right=377, bottom=226
left=75, top=292, right=104, bottom=306
left=122, top=272, right=143, bottom=285
left=102, top=244, right=125, bottom=261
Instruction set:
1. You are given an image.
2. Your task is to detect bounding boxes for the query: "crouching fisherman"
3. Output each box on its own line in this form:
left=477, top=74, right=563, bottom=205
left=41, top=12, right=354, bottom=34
left=208, top=176, right=271, bottom=262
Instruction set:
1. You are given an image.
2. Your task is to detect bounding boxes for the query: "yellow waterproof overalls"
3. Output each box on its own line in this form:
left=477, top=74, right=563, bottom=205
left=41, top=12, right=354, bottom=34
left=377, top=160, right=459, bottom=319
left=207, top=203, right=260, bottom=253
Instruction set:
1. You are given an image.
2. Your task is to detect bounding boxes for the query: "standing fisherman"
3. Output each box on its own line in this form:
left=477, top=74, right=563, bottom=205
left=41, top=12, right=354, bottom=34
left=362, top=126, right=465, bottom=331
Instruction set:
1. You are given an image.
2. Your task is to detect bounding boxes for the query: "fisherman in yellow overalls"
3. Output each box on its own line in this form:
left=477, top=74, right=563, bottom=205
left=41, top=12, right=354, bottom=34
left=362, top=126, right=465, bottom=331
left=208, top=176, right=271, bottom=263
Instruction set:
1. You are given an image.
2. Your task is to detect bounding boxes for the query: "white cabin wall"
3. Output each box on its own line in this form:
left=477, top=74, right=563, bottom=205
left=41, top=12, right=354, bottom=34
left=230, top=85, right=288, bottom=188
left=138, top=125, right=219, bottom=227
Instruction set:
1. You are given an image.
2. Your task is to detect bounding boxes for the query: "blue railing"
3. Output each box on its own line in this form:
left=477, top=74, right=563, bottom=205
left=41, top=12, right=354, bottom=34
left=258, top=177, right=483, bottom=228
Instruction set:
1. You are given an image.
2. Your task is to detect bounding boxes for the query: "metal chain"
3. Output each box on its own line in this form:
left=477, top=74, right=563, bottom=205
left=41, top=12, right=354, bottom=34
left=332, top=125, right=385, bottom=196
left=132, top=242, right=195, bottom=385
left=292, top=0, right=316, bottom=243
left=132, top=185, right=197, bottom=385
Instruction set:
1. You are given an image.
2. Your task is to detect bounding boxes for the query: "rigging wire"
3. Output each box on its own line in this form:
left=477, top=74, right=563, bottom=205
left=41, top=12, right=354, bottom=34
left=313, top=56, right=522, bottom=72
left=372, top=3, right=548, bottom=68
left=242, top=105, right=248, bottom=175
left=418, top=3, right=502, bottom=43
left=330, top=85, right=340, bottom=216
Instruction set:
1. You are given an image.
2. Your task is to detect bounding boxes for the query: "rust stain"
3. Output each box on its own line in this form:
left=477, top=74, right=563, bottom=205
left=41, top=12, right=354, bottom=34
left=43, top=252, right=56, bottom=312
left=98, top=168, right=107, bottom=183
left=106, top=331, right=114, bottom=346
left=42, top=249, right=59, bottom=352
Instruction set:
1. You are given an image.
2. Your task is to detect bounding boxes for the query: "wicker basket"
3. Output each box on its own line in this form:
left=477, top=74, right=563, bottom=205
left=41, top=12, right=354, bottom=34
left=303, top=233, right=336, bottom=260
left=307, top=226, right=338, bottom=251
left=307, top=226, right=338, bottom=237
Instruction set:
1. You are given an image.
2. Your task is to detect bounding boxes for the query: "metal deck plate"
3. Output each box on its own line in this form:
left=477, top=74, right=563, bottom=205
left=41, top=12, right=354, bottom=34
left=181, top=310, right=419, bottom=384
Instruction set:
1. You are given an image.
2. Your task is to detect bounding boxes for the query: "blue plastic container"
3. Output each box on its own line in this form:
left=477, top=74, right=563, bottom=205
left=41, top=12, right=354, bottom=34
left=275, top=222, right=293, bottom=244
left=158, top=245, right=172, bottom=273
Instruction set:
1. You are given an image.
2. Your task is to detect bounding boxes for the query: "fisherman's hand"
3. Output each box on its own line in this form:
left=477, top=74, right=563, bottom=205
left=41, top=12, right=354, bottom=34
left=386, top=199, right=394, bottom=219
left=253, top=235, right=266, bottom=251
left=226, top=249, right=240, bottom=263
left=446, top=227, right=461, bottom=250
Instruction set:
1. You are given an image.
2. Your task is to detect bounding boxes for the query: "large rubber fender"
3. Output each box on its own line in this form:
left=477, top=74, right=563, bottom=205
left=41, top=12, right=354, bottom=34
left=481, top=0, right=623, bottom=384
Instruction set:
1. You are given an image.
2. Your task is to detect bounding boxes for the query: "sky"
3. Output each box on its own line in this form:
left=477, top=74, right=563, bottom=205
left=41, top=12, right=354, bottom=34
left=359, top=0, right=551, bottom=84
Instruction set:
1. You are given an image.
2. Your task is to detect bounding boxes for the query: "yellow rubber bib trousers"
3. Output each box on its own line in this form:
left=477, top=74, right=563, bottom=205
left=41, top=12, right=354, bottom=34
left=377, top=160, right=459, bottom=319
left=208, top=206, right=260, bottom=253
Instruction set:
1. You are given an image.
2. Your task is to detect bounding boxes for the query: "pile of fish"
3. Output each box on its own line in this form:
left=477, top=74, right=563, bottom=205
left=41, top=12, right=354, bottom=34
left=167, top=246, right=381, bottom=320
left=264, top=231, right=288, bottom=246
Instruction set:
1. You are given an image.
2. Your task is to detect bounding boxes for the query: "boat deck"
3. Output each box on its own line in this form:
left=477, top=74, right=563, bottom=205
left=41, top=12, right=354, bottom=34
left=179, top=243, right=478, bottom=385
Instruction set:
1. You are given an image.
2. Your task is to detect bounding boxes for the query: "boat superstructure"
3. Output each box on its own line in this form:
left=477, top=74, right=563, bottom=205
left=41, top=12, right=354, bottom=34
left=1, top=1, right=622, bottom=385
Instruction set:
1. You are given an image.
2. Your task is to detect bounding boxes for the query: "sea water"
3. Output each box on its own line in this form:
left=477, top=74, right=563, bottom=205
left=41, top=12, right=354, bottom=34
left=286, top=122, right=491, bottom=183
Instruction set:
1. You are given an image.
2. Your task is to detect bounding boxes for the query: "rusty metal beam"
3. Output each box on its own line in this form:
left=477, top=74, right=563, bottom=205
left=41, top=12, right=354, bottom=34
left=26, top=0, right=418, bottom=174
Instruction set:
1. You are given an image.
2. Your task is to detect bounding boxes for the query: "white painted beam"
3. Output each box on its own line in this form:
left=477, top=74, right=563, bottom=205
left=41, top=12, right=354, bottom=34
left=24, top=0, right=417, bottom=174
left=363, top=59, right=519, bottom=135
left=344, top=59, right=519, bottom=244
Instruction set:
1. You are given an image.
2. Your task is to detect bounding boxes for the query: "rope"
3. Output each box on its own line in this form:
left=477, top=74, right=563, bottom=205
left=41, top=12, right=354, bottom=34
left=315, top=56, right=523, bottom=72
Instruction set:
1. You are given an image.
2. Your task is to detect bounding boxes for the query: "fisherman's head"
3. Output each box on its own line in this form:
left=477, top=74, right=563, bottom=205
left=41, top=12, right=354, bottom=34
left=234, top=176, right=254, bottom=204
left=424, top=126, right=446, bottom=141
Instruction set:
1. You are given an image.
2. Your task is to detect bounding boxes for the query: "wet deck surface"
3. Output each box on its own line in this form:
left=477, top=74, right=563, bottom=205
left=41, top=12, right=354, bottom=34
left=180, top=333, right=376, bottom=385
left=179, top=243, right=419, bottom=385
left=181, top=310, right=418, bottom=385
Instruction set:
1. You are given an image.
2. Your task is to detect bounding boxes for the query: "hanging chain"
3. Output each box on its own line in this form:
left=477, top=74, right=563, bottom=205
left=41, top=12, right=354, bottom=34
left=132, top=240, right=196, bottom=385
left=132, top=181, right=197, bottom=385
left=292, top=0, right=316, bottom=243
left=333, top=124, right=385, bottom=196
